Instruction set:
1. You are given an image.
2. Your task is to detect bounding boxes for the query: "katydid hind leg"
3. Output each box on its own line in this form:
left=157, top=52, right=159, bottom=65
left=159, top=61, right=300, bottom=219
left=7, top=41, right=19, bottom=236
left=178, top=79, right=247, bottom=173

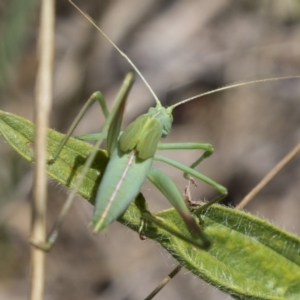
left=154, top=154, right=228, bottom=215
left=48, top=91, right=108, bottom=164
left=105, top=72, right=135, bottom=156
left=147, top=168, right=211, bottom=249
left=134, top=190, right=209, bottom=249
left=31, top=72, right=135, bottom=251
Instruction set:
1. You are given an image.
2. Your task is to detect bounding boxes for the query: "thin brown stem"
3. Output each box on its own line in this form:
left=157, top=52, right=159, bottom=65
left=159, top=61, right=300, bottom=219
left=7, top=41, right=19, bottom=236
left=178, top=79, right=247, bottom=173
left=30, top=0, right=55, bottom=299
left=144, top=265, right=182, bottom=300
left=236, top=143, right=300, bottom=210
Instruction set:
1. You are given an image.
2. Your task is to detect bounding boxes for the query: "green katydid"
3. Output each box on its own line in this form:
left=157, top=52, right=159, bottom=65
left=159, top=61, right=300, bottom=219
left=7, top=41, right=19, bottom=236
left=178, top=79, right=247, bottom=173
left=33, top=0, right=300, bottom=252
left=32, top=1, right=228, bottom=251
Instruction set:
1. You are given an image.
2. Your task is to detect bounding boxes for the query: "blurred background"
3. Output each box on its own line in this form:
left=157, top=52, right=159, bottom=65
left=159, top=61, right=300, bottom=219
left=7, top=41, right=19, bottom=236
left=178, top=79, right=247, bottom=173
left=1, top=0, right=300, bottom=299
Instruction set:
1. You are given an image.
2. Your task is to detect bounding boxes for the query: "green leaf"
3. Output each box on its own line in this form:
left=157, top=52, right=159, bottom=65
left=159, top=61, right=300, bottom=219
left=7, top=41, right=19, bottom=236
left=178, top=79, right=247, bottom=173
left=1, top=110, right=300, bottom=299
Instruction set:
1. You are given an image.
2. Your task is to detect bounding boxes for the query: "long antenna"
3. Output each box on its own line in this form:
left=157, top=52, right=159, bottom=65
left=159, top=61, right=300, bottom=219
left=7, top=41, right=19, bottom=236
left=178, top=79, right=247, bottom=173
left=70, top=0, right=300, bottom=112
left=69, top=0, right=161, bottom=106
left=171, top=75, right=300, bottom=109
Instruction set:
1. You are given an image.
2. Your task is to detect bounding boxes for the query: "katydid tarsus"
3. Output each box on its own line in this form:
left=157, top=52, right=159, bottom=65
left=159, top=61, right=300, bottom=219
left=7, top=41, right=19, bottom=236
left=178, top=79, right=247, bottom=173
left=32, top=0, right=300, bottom=254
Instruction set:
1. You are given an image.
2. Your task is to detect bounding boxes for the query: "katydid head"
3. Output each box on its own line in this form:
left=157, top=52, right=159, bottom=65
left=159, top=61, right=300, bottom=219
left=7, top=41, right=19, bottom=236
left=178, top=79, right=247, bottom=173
left=147, top=105, right=173, bottom=137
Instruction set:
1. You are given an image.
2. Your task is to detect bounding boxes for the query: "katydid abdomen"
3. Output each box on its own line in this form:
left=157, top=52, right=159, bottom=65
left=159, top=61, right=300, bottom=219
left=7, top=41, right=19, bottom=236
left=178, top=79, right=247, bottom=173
left=92, top=145, right=153, bottom=232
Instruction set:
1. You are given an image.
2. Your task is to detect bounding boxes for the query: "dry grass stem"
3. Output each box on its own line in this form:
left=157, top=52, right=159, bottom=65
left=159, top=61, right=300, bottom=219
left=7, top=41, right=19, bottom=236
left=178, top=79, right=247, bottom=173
left=30, top=0, right=55, bottom=299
